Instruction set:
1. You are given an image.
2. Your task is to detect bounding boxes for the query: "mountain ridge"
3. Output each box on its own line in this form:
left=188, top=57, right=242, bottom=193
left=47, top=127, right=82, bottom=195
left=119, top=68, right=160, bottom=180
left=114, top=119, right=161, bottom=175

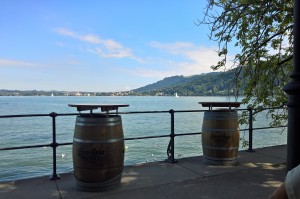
left=132, top=70, right=238, bottom=96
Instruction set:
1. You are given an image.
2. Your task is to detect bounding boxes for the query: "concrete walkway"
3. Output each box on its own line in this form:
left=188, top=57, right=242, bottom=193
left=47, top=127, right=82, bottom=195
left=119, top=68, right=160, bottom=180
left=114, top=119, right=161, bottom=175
left=0, top=145, right=287, bottom=199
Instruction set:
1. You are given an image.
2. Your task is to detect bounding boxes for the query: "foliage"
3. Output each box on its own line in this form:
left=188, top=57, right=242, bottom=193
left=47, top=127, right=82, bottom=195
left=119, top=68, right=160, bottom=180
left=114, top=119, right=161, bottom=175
left=133, top=70, right=241, bottom=96
left=133, top=75, right=198, bottom=93
left=199, top=0, right=293, bottom=126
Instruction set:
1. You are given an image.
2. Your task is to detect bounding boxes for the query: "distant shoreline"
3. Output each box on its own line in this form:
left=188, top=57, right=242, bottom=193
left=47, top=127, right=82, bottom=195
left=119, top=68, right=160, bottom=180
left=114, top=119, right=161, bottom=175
left=0, top=89, right=237, bottom=97
left=0, top=89, right=130, bottom=97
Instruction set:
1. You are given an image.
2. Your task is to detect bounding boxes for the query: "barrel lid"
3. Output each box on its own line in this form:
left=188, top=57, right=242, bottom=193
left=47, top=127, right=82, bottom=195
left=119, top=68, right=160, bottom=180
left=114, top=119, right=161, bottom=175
left=199, top=102, right=241, bottom=110
left=68, top=104, right=129, bottom=114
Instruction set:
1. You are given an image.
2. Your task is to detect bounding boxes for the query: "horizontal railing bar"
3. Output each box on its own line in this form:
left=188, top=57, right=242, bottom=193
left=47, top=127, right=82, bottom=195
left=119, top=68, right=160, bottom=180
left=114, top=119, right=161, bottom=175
left=0, top=144, right=51, bottom=151
left=241, top=125, right=287, bottom=131
left=0, top=114, right=51, bottom=118
left=172, top=110, right=205, bottom=113
left=58, top=142, right=73, bottom=146
left=175, top=132, right=202, bottom=136
left=119, top=110, right=169, bottom=114
left=56, top=113, right=78, bottom=116
left=0, top=113, right=78, bottom=118
left=0, top=142, right=76, bottom=151
left=125, top=134, right=170, bottom=140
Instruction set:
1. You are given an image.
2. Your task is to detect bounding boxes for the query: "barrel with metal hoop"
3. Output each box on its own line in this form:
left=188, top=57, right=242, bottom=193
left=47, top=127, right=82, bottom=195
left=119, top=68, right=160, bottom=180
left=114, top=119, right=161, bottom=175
left=199, top=102, right=241, bottom=165
left=68, top=104, right=129, bottom=191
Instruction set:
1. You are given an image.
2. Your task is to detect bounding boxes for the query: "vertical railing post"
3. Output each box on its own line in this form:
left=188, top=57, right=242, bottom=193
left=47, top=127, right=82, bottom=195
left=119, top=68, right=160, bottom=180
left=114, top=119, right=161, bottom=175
left=283, top=0, right=300, bottom=171
left=247, top=107, right=255, bottom=152
left=166, top=109, right=177, bottom=163
left=50, top=112, right=60, bottom=180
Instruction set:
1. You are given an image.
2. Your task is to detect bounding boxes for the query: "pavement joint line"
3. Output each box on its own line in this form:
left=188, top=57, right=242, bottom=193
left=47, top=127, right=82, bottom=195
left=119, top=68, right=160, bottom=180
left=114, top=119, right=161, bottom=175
left=176, top=162, right=206, bottom=178
left=54, top=180, right=63, bottom=199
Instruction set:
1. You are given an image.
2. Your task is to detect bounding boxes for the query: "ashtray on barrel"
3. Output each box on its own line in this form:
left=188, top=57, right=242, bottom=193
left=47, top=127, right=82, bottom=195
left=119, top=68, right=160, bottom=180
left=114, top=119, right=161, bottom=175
left=68, top=104, right=129, bottom=191
left=199, top=102, right=241, bottom=166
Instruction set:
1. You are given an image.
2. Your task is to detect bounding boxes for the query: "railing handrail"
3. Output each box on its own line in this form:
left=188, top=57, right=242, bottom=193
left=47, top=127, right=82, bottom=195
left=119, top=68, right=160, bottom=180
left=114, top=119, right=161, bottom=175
left=0, top=106, right=287, bottom=180
left=0, top=106, right=287, bottom=118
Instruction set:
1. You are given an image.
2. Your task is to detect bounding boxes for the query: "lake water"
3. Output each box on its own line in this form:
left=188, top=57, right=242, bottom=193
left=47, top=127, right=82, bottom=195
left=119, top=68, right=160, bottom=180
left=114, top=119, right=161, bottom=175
left=0, top=96, right=287, bottom=182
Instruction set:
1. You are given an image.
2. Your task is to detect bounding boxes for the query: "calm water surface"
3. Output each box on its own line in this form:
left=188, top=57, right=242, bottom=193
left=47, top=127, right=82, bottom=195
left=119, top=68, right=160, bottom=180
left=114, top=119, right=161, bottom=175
left=0, top=96, right=287, bottom=182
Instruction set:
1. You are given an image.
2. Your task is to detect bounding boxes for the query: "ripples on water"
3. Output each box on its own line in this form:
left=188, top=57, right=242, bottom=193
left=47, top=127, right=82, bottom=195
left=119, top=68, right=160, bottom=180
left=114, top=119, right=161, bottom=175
left=0, top=96, right=287, bottom=182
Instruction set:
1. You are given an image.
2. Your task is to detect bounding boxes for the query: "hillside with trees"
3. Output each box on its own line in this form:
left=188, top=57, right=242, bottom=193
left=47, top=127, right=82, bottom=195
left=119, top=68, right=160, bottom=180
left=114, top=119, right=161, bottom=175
left=132, top=70, right=240, bottom=96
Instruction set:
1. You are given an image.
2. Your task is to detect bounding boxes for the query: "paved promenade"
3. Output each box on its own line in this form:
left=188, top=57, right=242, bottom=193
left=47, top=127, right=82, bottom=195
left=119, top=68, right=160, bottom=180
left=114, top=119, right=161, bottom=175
left=0, top=145, right=287, bottom=199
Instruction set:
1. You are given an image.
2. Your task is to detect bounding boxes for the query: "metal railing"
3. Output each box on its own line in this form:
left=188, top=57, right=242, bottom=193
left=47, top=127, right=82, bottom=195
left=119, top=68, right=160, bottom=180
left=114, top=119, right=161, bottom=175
left=0, top=107, right=287, bottom=180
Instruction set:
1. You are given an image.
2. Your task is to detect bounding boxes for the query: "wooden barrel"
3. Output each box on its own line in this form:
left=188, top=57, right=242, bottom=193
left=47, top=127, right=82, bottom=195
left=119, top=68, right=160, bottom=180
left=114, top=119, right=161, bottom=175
left=72, top=114, right=124, bottom=191
left=201, top=110, right=240, bottom=165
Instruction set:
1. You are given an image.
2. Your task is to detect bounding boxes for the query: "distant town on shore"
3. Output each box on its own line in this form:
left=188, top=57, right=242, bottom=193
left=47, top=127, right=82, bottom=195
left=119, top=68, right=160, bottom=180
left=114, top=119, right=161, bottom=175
left=0, top=89, right=137, bottom=97
left=0, top=89, right=235, bottom=97
left=1, top=70, right=241, bottom=97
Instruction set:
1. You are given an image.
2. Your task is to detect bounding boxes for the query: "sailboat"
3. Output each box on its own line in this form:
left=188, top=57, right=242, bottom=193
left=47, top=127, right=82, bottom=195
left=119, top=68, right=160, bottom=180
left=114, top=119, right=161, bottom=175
left=175, top=92, right=179, bottom=98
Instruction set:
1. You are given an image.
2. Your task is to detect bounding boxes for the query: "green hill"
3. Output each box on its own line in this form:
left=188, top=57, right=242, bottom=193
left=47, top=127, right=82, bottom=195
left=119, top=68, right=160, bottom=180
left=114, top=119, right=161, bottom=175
left=132, top=70, right=239, bottom=96
left=133, top=74, right=202, bottom=92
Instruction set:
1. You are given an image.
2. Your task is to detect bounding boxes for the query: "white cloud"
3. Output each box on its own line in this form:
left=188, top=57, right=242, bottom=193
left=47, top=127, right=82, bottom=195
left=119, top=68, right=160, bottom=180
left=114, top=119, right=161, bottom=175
left=0, top=59, right=38, bottom=67
left=149, top=41, right=234, bottom=76
left=89, top=46, right=133, bottom=59
left=55, top=28, right=76, bottom=37
left=54, top=28, right=141, bottom=60
left=55, top=28, right=101, bottom=44
left=102, top=39, right=123, bottom=49
left=80, top=34, right=102, bottom=44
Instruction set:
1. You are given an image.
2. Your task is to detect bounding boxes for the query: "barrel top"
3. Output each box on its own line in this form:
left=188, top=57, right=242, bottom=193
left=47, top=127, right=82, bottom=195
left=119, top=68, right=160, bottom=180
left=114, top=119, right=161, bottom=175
left=199, top=102, right=241, bottom=108
left=68, top=104, right=129, bottom=112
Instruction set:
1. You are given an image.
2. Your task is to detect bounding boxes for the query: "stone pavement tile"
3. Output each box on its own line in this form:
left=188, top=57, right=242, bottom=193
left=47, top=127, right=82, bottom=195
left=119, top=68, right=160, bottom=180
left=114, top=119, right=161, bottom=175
left=55, top=173, right=105, bottom=199
left=177, top=155, right=250, bottom=177
left=86, top=164, right=286, bottom=199
left=254, top=145, right=287, bottom=160
left=238, top=147, right=286, bottom=167
left=177, top=146, right=287, bottom=177
left=120, top=161, right=203, bottom=189
left=0, top=176, right=60, bottom=199
left=56, top=161, right=203, bottom=199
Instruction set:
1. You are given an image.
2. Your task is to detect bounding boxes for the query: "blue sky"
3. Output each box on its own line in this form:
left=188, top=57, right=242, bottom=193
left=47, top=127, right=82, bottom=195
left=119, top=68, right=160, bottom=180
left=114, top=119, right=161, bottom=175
left=0, top=1, right=232, bottom=92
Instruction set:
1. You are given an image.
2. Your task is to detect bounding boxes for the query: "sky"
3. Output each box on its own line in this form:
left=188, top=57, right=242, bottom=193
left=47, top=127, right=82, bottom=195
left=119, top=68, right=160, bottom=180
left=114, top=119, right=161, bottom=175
left=0, top=0, right=233, bottom=92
